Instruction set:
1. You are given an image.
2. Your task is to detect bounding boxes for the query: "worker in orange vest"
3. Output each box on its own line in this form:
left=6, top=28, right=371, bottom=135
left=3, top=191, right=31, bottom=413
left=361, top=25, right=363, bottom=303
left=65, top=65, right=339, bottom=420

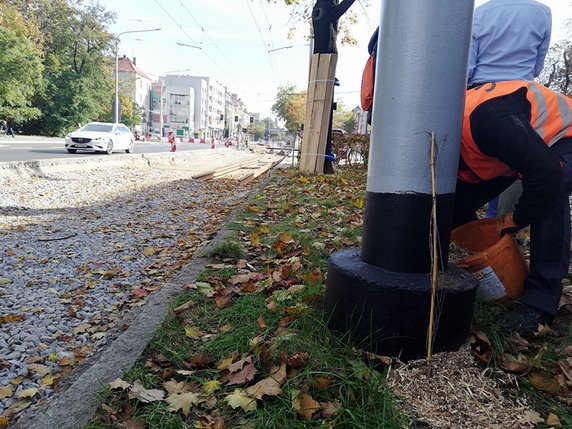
left=453, top=81, right=572, bottom=338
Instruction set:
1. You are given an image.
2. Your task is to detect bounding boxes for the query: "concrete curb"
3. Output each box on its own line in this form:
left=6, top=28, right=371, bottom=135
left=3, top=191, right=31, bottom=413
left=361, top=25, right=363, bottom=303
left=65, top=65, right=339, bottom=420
left=11, top=156, right=286, bottom=429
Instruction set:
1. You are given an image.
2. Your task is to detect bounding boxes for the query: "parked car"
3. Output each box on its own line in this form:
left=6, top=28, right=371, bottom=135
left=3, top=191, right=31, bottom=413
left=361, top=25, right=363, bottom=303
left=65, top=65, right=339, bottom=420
left=64, top=122, right=135, bottom=154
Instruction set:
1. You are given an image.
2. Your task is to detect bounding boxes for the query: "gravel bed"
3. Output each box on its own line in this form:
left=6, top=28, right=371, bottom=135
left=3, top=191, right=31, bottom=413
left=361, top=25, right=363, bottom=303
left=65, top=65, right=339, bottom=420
left=0, top=158, right=266, bottom=418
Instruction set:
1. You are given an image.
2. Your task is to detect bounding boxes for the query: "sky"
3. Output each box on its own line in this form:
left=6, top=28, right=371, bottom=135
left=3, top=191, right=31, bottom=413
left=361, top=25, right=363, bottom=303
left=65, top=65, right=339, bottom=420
left=99, top=0, right=571, bottom=118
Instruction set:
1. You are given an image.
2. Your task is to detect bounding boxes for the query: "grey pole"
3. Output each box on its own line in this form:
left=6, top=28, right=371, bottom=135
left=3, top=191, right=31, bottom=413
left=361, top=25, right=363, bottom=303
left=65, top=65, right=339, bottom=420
left=324, top=0, right=477, bottom=360
left=114, top=28, right=161, bottom=124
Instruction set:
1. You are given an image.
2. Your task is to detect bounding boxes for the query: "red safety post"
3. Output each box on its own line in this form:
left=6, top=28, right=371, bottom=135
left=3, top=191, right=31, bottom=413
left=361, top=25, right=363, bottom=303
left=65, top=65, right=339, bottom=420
left=168, top=131, right=177, bottom=152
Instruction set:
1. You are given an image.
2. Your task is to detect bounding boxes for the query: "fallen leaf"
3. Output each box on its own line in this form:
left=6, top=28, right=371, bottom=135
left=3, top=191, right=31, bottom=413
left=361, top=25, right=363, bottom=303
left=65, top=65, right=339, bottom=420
left=545, top=412, right=561, bottom=426
left=17, top=388, right=38, bottom=399
left=166, top=391, right=201, bottom=416
left=529, top=372, right=562, bottom=394
left=41, top=375, right=57, bottom=386
left=109, top=378, right=131, bottom=390
left=293, top=392, right=321, bottom=420
left=245, top=376, right=283, bottom=400
left=184, top=325, right=203, bottom=339
left=195, top=415, right=226, bottom=429
left=0, top=416, right=7, bottom=429
left=0, top=386, right=13, bottom=400
left=224, top=389, right=257, bottom=411
left=320, top=401, right=341, bottom=417
left=142, top=247, right=156, bottom=256
left=164, top=379, right=190, bottom=395
left=257, top=316, right=267, bottom=329
left=203, top=380, right=222, bottom=393
left=499, top=354, right=531, bottom=375
left=250, top=232, right=260, bottom=246
left=0, top=314, right=25, bottom=325
left=128, top=380, right=166, bottom=403
left=27, top=364, right=51, bottom=377
left=520, top=410, right=544, bottom=425
left=220, top=363, right=257, bottom=385
left=0, top=278, right=12, bottom=286
left=468, top=331, right=493, bottom=364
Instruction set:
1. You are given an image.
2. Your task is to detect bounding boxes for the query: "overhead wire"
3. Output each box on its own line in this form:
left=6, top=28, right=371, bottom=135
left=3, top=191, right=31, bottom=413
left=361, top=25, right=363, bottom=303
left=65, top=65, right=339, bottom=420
left=153, top=0, right=245, bottom=91
left=243, top=0, right=279, bottom=87
left=178, top=0, right=249, bottom=87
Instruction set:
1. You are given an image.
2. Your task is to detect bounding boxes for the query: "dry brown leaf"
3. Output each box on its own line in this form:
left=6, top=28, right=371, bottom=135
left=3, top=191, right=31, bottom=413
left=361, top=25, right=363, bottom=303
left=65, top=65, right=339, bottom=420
left=245, top=377, right=283, bottom=400
left=27, top=363, right=51, bottom=377
left=256, top=316, right=267, bottom=329
left=499, top=353, right=532, bottom=375
left=128, top=380, right=166, bottom=403
left=220, top=363, right=257, bottom=386
left=545, top=412, right=561, bottom=426
left=0, top=386, right=13, bottom=400
left=528, top=372, right=562, bottom=394
left=293, top=393, right=321, bottom=420
left=164, top=379, right=190, bottom=395
left=108, top=378, right=131, bottom=390
left=468, top=331, right=493, bottom=364
left=195, top=415, right=226, bottom=429
left=320, top=401, right=341, bottom=418
left=520, top=410, right=544, bottom=425
left=0, top=314, right=25, bottom=325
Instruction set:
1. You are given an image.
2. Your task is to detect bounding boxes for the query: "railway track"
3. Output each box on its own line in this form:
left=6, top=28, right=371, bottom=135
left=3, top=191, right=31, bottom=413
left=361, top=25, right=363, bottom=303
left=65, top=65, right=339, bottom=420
left=192, top=155, right=287, bottom=184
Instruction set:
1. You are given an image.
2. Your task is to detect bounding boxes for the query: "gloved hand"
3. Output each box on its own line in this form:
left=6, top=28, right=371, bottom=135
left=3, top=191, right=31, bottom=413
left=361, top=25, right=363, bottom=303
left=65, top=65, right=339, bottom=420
left=497, top=212, right=520, bottom=236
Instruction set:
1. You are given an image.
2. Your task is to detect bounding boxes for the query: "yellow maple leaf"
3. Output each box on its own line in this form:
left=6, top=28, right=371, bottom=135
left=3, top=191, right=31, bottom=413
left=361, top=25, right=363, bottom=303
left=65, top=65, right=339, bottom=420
left=224, top=389, right=257, bottom=412
left=203, top=380, right=221, bottom=393
left=184, top=325, right=202, bottom=339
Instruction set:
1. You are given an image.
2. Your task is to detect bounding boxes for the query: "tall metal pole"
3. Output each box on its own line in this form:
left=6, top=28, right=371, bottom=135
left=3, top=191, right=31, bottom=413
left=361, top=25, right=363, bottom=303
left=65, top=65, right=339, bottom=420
left=114, top=28, right=161, bottom=123
left=324, top=0, right=477, bottom=360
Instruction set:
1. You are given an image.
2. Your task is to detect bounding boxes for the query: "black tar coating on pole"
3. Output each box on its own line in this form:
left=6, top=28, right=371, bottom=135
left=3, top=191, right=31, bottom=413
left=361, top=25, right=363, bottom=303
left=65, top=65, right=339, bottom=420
left=361, top=191, right=455, bottom=273
left=325, top=249, right=477, bottom=360
left=311, top=0, right=356, bottom=54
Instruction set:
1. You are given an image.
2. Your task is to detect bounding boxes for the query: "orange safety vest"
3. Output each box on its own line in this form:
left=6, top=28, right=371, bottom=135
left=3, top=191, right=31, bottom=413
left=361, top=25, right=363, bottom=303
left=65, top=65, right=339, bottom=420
left=459, top=81, right=572, bottom=183
left=360, top=55, right=375, bottom=111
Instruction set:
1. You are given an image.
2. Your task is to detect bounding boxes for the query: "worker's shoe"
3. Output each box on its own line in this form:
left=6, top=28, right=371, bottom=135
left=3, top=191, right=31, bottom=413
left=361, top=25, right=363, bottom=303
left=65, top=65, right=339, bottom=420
left=497, top=303, right=554, bottom=338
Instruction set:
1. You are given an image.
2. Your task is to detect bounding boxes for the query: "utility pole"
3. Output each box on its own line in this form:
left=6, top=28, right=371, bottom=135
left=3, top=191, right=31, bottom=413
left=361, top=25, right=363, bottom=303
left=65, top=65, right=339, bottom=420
left=114, top=28, right=160, bottom=123
left=324, top=0, right=477, bottom=360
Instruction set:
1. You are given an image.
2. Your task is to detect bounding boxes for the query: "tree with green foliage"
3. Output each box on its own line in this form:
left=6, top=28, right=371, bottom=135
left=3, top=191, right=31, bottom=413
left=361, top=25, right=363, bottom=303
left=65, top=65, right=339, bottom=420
left=272, top=84, right=306, bottom=133
left=0, top=3, right=43, bottom=122
left=332, top=100, right=357, bottom=133
left=12, top=0, right=116, bottom=136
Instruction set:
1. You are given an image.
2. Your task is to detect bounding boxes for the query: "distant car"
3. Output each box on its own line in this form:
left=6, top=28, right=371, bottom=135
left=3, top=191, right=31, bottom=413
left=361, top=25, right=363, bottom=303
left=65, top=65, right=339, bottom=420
left=65, top=122, right=135, bottom=154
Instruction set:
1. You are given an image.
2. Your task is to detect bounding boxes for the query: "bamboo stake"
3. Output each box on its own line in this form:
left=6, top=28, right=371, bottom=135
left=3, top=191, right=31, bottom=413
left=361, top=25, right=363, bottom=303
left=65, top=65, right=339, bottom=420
left=427, top=131, right=439, bottom=360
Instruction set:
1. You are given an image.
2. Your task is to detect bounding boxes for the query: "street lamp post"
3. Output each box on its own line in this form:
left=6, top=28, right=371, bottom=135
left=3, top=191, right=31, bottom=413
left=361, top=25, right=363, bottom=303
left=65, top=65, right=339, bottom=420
left=114, top=28, right=161, bottom=123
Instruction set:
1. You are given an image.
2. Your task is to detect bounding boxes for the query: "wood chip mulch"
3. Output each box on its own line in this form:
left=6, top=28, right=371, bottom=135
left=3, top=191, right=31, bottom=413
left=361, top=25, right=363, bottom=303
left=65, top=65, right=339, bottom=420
left=388, top=348, right=543, bottom=429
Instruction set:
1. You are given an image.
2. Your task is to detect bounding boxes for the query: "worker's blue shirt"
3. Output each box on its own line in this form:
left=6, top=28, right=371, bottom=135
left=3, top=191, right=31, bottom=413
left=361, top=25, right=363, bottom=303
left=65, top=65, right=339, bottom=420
left=468, top=0, right=551, bottom=85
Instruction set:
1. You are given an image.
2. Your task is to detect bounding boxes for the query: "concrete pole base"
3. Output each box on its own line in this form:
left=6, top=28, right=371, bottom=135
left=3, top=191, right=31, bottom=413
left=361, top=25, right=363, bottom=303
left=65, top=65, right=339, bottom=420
left=324, top=249, right=477, bottom=360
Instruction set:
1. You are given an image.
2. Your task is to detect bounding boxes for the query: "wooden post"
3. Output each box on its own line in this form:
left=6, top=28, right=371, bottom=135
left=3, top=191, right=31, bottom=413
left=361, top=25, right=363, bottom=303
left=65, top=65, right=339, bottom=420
left=300, top=53, right=338, bottom=174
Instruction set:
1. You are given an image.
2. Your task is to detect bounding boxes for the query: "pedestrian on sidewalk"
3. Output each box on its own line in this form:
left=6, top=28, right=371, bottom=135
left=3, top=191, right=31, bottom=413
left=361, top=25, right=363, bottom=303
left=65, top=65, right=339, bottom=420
left=453, top=81, right=572, bottom=338
left=468, top=0, right=552, bottom=218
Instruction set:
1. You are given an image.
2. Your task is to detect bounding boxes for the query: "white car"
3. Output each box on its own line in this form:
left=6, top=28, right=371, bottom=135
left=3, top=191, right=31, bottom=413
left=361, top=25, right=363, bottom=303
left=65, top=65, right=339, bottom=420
left=65, top=122, right=135, bottom=154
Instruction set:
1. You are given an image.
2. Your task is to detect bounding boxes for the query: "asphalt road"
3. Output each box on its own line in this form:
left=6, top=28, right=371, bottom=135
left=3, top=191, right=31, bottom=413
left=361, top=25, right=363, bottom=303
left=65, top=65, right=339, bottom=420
left=0, top=135, right=219, bottom=163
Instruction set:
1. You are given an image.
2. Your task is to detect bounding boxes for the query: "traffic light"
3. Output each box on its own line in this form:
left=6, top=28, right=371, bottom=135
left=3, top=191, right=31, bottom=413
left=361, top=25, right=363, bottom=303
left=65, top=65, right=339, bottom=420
left=220, top=114, right=224, bottom=121
left=234, top=116, right=238, bottom=122
left=249, top=116, right=254, bottom=124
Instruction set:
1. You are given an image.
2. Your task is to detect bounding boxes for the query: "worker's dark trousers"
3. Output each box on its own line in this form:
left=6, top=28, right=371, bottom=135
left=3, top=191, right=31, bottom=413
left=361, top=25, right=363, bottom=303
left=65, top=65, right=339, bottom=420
left=453, top=137, right=572, bottom=316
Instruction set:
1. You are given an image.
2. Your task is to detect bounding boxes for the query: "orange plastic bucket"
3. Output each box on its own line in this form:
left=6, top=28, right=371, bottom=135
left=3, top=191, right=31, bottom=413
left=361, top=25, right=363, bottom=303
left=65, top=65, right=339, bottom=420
left=450, top=218, right=528, bottom=302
